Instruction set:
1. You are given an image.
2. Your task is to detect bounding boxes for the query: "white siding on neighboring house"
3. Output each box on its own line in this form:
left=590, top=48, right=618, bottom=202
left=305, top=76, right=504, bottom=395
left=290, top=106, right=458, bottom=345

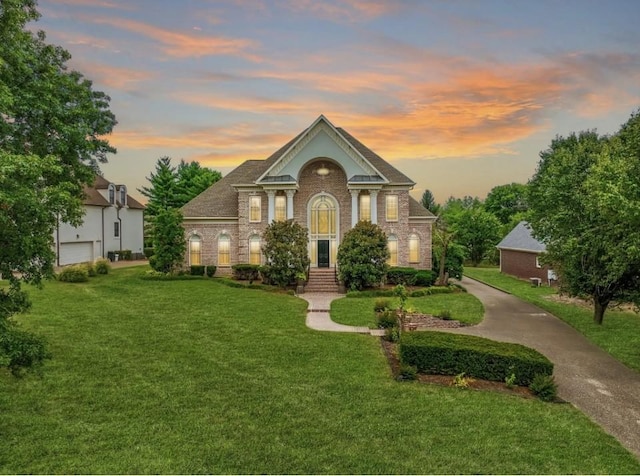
left=58, top=242, right=94, bottom=265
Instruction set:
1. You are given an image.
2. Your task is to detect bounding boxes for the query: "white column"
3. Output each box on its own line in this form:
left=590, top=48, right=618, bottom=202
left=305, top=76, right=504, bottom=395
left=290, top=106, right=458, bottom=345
left=350, top=189, right=359, bottom=227
left=285, top=190, right=295, bottom=220
left=370, top=190, right=378, bottom=224
left=266, top=190, right=276, bottom=223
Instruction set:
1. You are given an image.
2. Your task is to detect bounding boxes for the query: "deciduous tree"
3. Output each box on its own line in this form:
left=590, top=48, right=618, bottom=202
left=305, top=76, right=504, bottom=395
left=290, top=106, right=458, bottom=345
left=261, top=220, right=310, bottom=288
left=337, top=221, right=389, bottom=291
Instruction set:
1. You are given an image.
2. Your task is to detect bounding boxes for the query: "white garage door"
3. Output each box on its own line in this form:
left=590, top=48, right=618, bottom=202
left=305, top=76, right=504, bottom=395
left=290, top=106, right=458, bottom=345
left=59, top=242, right=94, bottom=266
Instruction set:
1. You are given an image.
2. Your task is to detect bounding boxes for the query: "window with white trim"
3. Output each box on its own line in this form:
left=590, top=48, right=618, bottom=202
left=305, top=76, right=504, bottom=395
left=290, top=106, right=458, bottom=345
left=275, top=195, right=286, bottom=222
left=249, top=235, right=261, bottom=265
left=114, top=221, right=120, bottom=238
left=386, top=194, right=398, bottom=222
left=409, top=233, right=420, bottom=263
left=249, top=196, right=261, bottom=223
left=536, top=256, right=542, bottom=268
left=218, top=234, right=230, bottom=266
left=119, top=186, right=127, bottom=206
left=387, top=234, right=398, bottom=266
left=108, top=184, right=115, bottom=205
left=359, top=193, right=370, bottom=222
left=189, top=235, right=202, bottom=266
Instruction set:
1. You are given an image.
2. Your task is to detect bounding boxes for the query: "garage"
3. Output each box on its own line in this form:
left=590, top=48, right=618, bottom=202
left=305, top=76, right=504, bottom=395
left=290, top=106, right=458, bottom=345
left=58, top=242, right=94, bottom=266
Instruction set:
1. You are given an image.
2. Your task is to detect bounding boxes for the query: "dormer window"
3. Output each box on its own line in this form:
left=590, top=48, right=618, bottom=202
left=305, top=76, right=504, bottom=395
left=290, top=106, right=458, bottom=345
left=119, top=186, right=127, bottom=206
left=108, top=184, right=115, bottom=205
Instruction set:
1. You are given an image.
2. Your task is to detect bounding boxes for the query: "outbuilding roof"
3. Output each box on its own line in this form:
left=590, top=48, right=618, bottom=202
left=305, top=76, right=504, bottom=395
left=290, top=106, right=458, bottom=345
left=496, top=221, right=546, bottom=252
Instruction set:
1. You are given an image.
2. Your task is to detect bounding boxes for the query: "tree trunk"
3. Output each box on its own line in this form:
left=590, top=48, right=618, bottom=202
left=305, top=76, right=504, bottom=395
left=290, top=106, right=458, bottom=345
left=593, top=295, right=610, bottom=325
left=437, top=237, right=449, bottom=286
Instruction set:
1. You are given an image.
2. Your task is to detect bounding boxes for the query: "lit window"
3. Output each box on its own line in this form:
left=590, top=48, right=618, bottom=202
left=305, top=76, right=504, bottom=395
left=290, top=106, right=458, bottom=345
left=249, top=235, right=261, bottom=265
left=387, top=235, right=398, bottom=266
left=250, top=196, right=261, bottom=223
left=114, top=221, right=120, bottom=238
left=359, top=194, right=370, bottom=222
left=275, top=195, right=286, bottom=222
left=218, top=234, right=230, bottom=266
left=409, top=234, right=420, bottom=263
left=386, top=194, right=398, bottom=222
left=189, top=235, right=202, bottom=266
left=108, top=185, right=115, bottom=205
left=119, top=186, right=127, bottom=206
left=536, top=256, right=542, bottom=269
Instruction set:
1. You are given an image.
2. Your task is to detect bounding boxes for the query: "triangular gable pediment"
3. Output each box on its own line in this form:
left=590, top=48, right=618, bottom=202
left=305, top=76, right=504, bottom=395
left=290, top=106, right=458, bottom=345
left=256, top=115, right=388, bottom=185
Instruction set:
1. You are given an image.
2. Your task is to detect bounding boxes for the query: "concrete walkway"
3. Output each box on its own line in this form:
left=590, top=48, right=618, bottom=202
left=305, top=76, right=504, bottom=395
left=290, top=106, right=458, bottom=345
left=449, top=277, right=640, bottom=459
left=300, top=292, right=384, bottom=335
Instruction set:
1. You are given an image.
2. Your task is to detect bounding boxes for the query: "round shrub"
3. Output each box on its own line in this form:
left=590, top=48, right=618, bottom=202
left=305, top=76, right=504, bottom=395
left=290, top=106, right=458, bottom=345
left=94, top=258, right=110, bottom=275
left=80, top=262, right=96, bottom=277
left=206, top=265, right=216, bottom=277
left=57, top=265, right=89, bottom=282
left=374, top=298, right=391, bottom=313
left=377, top=309, right=398, bottom=329
left=415, top=270, right=436, bottom=287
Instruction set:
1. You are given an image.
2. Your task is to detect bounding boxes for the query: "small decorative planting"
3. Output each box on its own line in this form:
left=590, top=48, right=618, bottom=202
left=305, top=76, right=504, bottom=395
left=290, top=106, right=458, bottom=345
left=190, top=265, right=205, bottom=276
left=386, top=267, right=418, bottom=286
left=399, top=331, right=553, bottom=386
left=530, top=374, right=558, bottom=402
left=94, top=258, right=111, bottom=275
left=232, top=264, right=260, bottom=283
left=206, top=265, right=216, bottom=277
left=57, top=265, right=89, bottom=283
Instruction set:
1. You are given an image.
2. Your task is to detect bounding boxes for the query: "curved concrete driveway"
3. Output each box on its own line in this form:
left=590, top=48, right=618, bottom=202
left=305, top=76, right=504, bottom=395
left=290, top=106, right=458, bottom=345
left=453, top=277, right=640, bottom=459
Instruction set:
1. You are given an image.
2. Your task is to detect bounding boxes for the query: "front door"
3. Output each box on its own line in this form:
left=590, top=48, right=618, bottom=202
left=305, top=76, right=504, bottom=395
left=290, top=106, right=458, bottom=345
left=318, top=240, right=330, bottom=268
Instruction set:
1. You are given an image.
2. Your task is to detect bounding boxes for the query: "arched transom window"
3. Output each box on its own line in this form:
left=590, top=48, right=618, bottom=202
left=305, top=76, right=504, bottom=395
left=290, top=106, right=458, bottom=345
left=309, top=194, right=338, bottom=267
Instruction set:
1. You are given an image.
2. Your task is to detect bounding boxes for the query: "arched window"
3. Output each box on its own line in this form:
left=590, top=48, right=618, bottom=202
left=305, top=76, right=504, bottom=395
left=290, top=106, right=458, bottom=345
left=249, top=235, right=261, bottom=265
left=409, top=233, right=420, bottom=263
left=108, top=184, right=115, bottom=205
left=309, top=194, right=338, bottom=267
left=189, top=235, right=202, bottom=266
left=119, top=186, right=127, bottom=206
left=387, top=234, right=398, bottom=266
left=218, top=234, right=230, bottom=266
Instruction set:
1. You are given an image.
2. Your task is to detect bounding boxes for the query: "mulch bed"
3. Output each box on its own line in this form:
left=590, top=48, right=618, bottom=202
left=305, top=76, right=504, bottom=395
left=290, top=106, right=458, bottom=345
left=380, top=338, right=535, bottom=399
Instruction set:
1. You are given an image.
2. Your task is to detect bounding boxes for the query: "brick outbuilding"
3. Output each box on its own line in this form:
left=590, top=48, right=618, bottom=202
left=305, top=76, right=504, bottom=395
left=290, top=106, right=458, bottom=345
left=497, top=221, right=555, bottom=284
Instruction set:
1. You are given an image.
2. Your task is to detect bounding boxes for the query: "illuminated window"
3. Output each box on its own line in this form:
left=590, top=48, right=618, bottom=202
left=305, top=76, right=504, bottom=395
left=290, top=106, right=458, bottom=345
left=218, top=234, right=230, bottom=266
left=249, top=235, right=261, bottom=265
left=387, top=235, right=398, bottom=266
left=250, top=196, right=261, bottom=223
left=409, top=233, right=420, bottom=263
left=386, top=194, right=398, bottom=222
left=359, top=193, right=370, bottom=222
left=275, top=195, right=286, bottom=222
left=189, top=235, right=202, bottom=266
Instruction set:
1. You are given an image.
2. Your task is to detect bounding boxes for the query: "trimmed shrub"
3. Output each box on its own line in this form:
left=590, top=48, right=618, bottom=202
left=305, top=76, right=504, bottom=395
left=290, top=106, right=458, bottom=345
left=259, top=265, right=273, bottom=285
left=80, top=262, right=97, bottom=277
left=232, top=264, right=260, bottom=282
left=346, top=289, right=395, bottom=298
left=57, top=265, right=89, bottom=283
left=415, top=270, right=436, bottom=287
left=399, top=331, right=553, bottom=386
left=94, top=258, right=110, bottom=275
left=386, top=267, right=418, bottom=285
left=377, top=309, right=398, bottom=329
left=190, top=265, right=206, bottom=276
left=206, top=265, right=216, bottom=277
left=144, top=247, right=155, bottom=259
left=337, top=221, right=389, bottom=291
left=373, top=298, right=392, bottom=313
left=530, top=374, right=558, bottom=401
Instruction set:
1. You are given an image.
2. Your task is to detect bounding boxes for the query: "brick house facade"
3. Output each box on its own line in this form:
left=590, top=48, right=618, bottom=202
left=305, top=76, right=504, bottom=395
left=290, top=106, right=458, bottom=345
left=181, top=115, right=436, bottom=274
left=497, top=221, right=554, bottom=283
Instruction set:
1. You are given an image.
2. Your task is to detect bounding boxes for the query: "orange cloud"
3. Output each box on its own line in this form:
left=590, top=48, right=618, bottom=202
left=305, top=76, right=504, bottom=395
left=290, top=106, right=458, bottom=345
left=281, top=0, right=398, bottom=23
left=69, top=60, right=154, bottom=92
left=87, top=16, right=260, bottom=60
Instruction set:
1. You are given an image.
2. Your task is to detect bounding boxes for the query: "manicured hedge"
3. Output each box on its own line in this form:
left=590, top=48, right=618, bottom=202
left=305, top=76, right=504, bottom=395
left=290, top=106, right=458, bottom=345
left=190, top=265, right=206, bottom=276
left=206, top=265, right=216, bottom=277
left=232, top=263, right=260, bottom=282
left=415, top=270, right=436, bottom=287
left=386, top=267, right=418, bottom=285
left=399, top=331, right=553, bottom=386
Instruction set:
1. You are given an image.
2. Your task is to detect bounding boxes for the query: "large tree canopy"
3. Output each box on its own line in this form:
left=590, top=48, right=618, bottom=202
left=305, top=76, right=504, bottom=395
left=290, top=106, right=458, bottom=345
left=484, top=183, right=528, bottom=227
left=0, top=0, right=117, bottom=374
left=528, top=111, right=640, bottom=324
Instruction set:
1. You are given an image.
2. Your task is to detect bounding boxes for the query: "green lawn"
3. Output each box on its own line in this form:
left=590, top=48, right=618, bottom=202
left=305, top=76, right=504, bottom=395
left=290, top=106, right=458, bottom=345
left=463, top=267, right=640, bottom=372
left=1, top=267, right=639, bottom=473
left=331, top=292, right=484, bottom=328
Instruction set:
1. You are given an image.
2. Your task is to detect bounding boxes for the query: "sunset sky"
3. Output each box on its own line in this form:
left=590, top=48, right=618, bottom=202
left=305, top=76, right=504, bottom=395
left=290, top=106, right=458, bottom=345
left=35, top=0, right=640, bottom=204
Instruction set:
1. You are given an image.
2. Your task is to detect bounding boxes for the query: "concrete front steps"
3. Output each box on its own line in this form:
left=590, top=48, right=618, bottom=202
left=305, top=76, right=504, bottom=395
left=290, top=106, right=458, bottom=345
left=304, top=267, right=341, bottom=293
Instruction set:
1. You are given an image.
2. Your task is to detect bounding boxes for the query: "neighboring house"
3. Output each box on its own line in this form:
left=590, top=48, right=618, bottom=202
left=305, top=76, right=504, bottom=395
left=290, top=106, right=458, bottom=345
left=497, top=221, right=553, bottom=283
left=54, top=175, right=145, bottom=266
left=181, top=115, right=436, bottom=274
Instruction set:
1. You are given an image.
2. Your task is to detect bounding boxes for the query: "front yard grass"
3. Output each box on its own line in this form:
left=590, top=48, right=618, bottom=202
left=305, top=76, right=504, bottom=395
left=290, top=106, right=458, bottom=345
left=331, top=292, right=484, bottom=328
left=1, top=267, right=638, bottom=474
left=463, top=267, right=640, bottom=372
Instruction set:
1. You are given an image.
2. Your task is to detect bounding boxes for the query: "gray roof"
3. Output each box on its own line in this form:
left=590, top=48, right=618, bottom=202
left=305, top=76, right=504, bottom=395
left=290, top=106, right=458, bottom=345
left=409, top=196, right=436, bottom=218
left=182, top=120, right=421, bottom=218
left=497, top=221, right=546, bottom=252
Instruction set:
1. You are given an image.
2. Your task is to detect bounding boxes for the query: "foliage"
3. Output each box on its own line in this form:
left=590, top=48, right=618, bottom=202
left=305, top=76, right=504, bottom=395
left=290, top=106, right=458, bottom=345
left=530, top=374, right=558, bottom=402
left=190, top=265, right=205, bottom=276
left=373, top=298, right=391, bottom=313
left=420, top=189, right=441, bottom=215
left=436, top=309, right=453, bottom=320
left=450, top=207, right=501, bottom=267
left=376, top=309, right=398, bottom=329
left=399, top=331, right=553, bottom=386
left=232, top=264, right=261, bottom=282
left=386, top=267, right=418, bottom=285
left=384, top=325, right=400, bottom=342
left=57, top=265, right=89, bottom=283
left=415, top=270, right=437, bottom=287
left=452, top=372, right=473, bottom=389
left=337, top=221, right=389, bottom=291
left=94, top=258, right=110, bottom=275
left=398, top=364, right=418, bottom=381
left=528, top=111, right=640, bottom=324
left=149, top=208, right=186, bottom=274
left=505, top=372, right=517, bottom=389
left=206, top=265, right=216, bottom=277
left=144, top=247, right=155, bottom=259
left=432, top=217, right=463, bottom=284
left=261, top=220, right=310, bottom=288
left=175, top=160, right=221, bottom=206
left=484, top=183, right=529, bottom=226
left=80, top=262, right=97, bottom=277
left=0, top=322, right=50, bottom=376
